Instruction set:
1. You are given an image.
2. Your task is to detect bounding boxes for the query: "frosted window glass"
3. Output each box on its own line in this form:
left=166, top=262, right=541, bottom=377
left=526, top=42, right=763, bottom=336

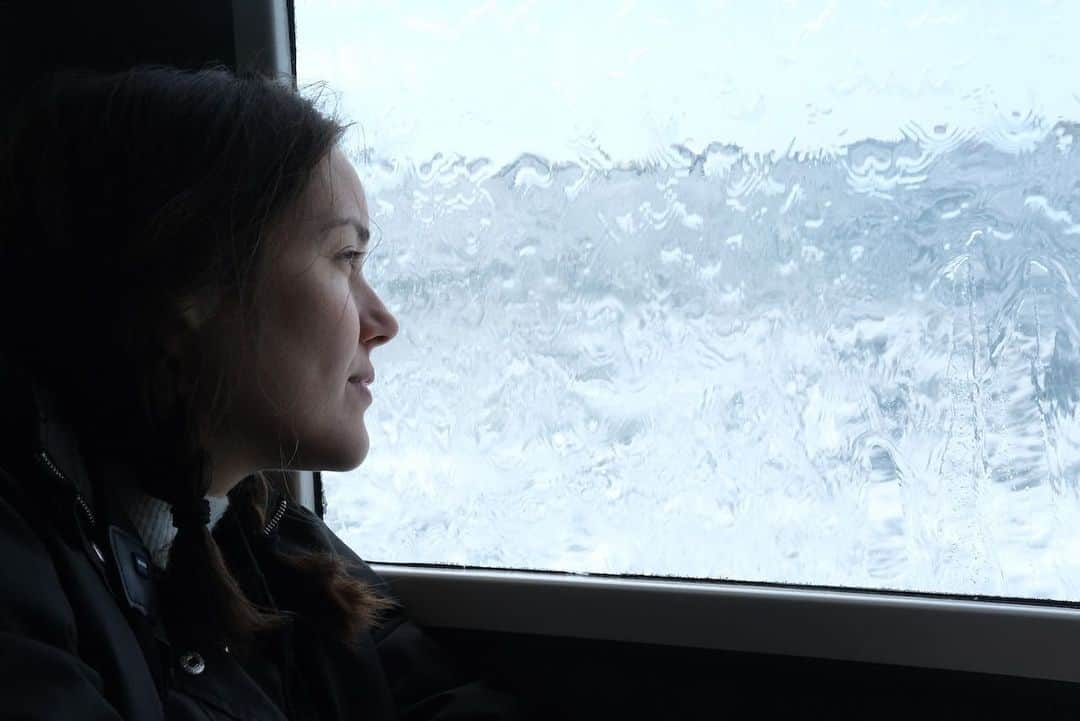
left=296, top=1, right=1080, bottom=600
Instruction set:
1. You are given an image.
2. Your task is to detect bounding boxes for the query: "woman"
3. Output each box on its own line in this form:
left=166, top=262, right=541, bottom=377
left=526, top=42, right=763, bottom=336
left=0, top=67, right=521, bottom=720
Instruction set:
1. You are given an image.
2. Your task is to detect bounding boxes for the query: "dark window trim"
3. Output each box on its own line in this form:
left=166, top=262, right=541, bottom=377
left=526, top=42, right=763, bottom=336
left=232, top=0, right=291, bottom=79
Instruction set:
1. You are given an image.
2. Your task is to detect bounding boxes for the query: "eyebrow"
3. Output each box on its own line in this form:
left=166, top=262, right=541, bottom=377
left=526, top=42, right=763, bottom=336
left=321, top=217, right=371, bottom=245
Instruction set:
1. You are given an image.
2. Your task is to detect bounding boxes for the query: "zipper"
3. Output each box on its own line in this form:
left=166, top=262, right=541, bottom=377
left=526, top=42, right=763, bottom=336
left=39, top=449, right=96, bottom=528
left=263, top=497, right=287, bottom=536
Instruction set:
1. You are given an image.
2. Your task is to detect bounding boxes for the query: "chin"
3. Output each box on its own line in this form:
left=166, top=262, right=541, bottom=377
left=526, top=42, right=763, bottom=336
left=346, top=440, right=370, bottom=469
left=311, top=431, right=369, bottom=472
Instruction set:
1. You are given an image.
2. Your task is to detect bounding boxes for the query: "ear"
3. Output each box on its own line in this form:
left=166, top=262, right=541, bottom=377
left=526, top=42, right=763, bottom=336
left=160, top=292, right=219, bottom=360
left=177, top=293, right=217, bottom=332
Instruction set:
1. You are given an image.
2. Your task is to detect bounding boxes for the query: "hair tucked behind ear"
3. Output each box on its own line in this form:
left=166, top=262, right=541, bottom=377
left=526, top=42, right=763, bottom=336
left=0, top=66, right=388, bottom=648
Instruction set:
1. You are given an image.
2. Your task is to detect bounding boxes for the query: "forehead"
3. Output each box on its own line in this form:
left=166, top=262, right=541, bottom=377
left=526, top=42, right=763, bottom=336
left=300, top=148, right=369, bottom=224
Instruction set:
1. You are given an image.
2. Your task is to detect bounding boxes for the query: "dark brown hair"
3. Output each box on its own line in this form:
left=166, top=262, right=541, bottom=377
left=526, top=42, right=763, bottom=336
left=0, top=66, right=389, bottom=648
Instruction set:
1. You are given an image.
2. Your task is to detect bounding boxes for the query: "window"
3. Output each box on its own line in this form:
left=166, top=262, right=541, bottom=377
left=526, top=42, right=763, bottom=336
left=296, top=1, right=1080, bottom=602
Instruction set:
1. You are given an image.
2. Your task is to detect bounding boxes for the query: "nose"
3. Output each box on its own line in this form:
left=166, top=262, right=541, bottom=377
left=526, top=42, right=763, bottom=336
left=360, top=285, right=398, bottom=349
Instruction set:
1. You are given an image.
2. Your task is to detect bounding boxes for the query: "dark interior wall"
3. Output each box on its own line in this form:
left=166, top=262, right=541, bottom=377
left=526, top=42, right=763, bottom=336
left=434, top=628, right=1080, bottom=721
left=1, top=0, right=237, bottom=114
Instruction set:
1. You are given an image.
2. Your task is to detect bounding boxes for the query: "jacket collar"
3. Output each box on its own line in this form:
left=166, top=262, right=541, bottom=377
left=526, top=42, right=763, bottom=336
left=30, top=375, right=96, bottom=502
left=0, top=353, right=162, bottom=539
left=0, top=352, right=288, bottom=542
left=0, top=354, right=94, bottom=508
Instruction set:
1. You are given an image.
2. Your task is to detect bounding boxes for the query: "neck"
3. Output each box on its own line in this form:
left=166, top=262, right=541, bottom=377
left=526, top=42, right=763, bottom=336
left=204, top=434, right=259, bottom=497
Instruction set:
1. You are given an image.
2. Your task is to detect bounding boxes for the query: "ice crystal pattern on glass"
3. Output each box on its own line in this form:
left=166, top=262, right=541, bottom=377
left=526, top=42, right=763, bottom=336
left=299, top=1, right=1080, bottom=600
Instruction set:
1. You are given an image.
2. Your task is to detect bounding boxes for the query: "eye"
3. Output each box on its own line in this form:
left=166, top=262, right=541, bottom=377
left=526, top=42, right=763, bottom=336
left=340, top=249, right=368, bottom=273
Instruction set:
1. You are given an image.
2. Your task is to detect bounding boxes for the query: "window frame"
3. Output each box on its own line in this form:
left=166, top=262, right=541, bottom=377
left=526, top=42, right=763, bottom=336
left=374, top=562, right=1080, bottom=683
left=266, top=0, right=1080, bottom=684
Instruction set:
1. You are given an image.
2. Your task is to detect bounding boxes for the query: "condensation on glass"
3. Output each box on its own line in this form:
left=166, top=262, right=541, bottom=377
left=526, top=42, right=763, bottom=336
left=296, top=1, right=1080, bottom=600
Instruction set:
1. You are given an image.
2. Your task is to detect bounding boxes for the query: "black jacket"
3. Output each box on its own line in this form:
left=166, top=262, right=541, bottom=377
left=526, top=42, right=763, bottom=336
left=0, top=364, right=521, bottom=720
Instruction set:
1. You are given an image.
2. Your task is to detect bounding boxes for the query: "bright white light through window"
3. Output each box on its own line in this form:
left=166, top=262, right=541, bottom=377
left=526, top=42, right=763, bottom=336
left=297, top=0, right=1080, bottom=600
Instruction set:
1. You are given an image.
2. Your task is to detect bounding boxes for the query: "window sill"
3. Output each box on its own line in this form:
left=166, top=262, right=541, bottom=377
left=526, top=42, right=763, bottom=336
left=373, top=563, right=1080, bottom=683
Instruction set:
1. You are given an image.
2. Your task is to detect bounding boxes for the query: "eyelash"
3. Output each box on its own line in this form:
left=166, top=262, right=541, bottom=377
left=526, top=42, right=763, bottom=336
left=341, top=249, right=368, bottom=272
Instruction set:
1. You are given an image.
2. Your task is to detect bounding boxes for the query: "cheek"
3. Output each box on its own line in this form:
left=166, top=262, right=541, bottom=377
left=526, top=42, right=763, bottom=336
left=263, top=273, right=360, bottom=409
left=276, top=282, right=367, bottom=469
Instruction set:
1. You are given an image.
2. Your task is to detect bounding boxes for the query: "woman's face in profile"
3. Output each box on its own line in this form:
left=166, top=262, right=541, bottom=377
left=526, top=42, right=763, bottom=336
left=210, top=148, right=398, bottom=486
